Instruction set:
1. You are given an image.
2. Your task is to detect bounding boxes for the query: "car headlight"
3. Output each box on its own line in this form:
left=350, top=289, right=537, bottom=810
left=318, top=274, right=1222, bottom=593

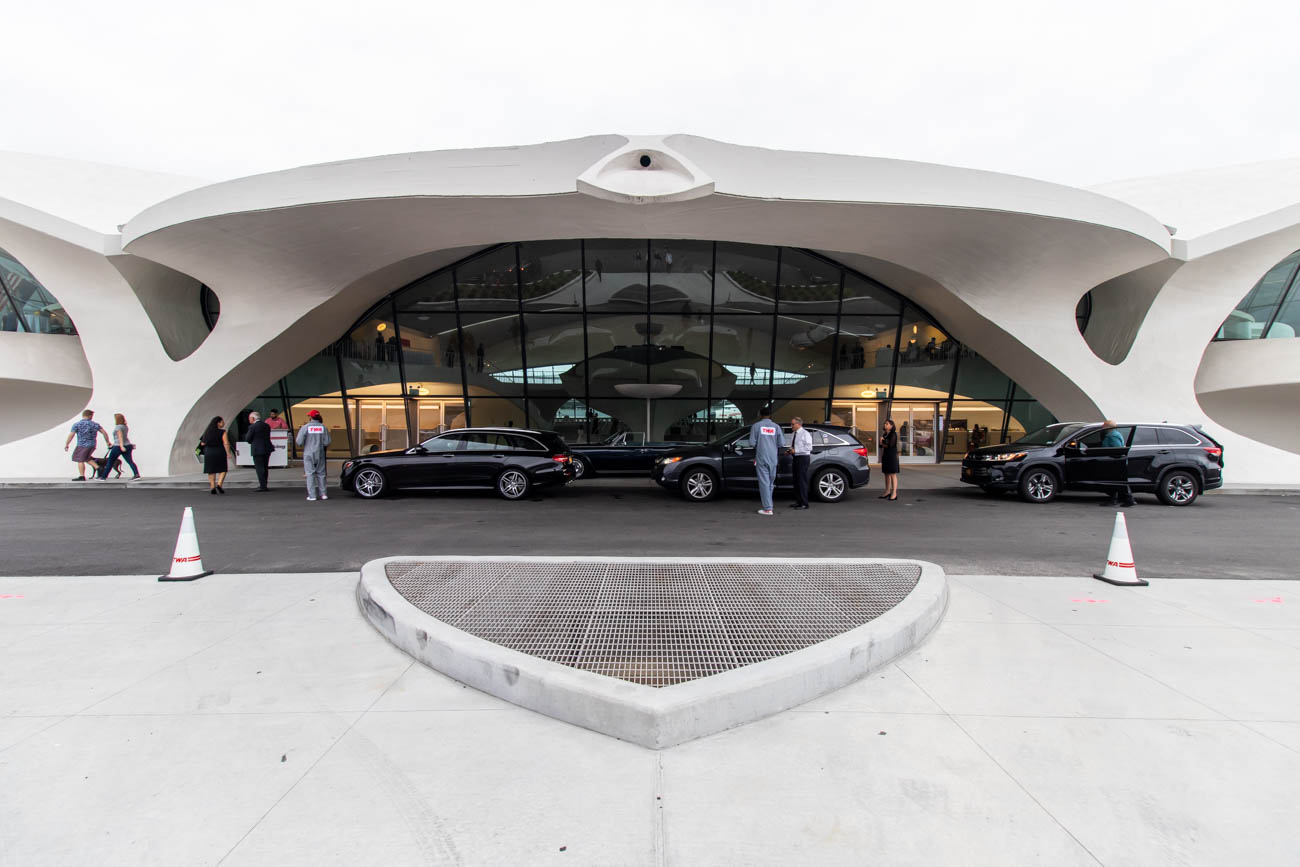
left=989, top=452, right=1027, bottom=462
left=661, top=456, right=682, bottom=464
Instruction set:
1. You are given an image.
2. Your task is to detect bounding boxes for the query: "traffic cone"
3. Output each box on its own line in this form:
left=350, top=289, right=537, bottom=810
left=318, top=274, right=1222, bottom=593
left=158, top=506, right=214, bottom=582
left=1093, top=511, right=1147, bottom=587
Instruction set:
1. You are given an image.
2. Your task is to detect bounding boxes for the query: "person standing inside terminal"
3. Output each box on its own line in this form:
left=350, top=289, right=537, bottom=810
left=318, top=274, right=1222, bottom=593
left=266, top=408, right=288, bottom=430
left=751, top=404, right=780, bottom=516
left=296, top=409, right=332, bottom=501
left=788, top=416, right=812, bottom=510
left=245, top=411, right=273, bottom=492
left=880, top=418, right=900, bottom=501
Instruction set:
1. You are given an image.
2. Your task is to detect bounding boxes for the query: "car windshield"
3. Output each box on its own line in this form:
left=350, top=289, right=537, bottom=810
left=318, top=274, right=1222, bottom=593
left=1010, top=423, right=1087, bottom=447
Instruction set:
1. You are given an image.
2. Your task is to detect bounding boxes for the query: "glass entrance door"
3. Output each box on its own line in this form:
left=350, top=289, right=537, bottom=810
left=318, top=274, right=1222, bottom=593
left=407, top=399, right=466, bottom=444
left=830, top=402, right=879, bottom=459
left=892, top=402, right=939, bottom=462
left=353, top=399, right=408, bottom=454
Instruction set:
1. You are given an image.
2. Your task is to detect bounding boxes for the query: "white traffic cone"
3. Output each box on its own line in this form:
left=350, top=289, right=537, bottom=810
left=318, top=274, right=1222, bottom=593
left=158, top=506, right=214, bottom=582
left=1093, top=511, right=1147, bottom=587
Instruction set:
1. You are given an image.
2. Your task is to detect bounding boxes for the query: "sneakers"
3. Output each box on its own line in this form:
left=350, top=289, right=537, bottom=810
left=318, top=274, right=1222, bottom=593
left=307, top=496, right=317, bottom=501
left=757, top=508, right=773, bottom=515
left=71, top=476, right=85, bottom=481
left=320, top=494, right=328, bottom=500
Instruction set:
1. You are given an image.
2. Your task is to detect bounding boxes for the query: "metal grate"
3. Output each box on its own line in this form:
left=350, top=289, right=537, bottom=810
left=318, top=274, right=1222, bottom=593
left=386, top=559, right=920, bottom=688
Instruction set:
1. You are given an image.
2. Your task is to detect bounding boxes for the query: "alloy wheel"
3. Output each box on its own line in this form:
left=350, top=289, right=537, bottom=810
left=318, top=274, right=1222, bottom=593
left=498, top=470, right=529, bottom=500
left=1165, top=473, right=1196, bottom=505
left=684, top=470, right=715, bottom=501
left=817, top=471, right=846, bottom=502
left=354, top=468, right=385, bottom=498
left=572, top=457, right=588, bottom=479
left=1025, top=471, right=1055, bottom=502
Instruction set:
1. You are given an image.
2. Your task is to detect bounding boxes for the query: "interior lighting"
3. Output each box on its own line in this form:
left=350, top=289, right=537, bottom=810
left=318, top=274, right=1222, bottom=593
left=376, top=323, right=387, bottom=332
left=912, top=325, right=918, bottom=334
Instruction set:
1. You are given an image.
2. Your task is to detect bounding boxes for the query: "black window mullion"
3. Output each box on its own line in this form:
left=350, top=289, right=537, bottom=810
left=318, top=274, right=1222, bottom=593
left=0, top=269, right=30, bottom=332
left=885, top=312, right=905, bottom=421
left=514, top=244, right=529, bottom=425
left=389, top=299, right=411, bottom=445
left=1000, top=379, right=1015, bottom=444
left=825, top=269, right=845, bottom=425
left=706, top=241, right=717, bottom=439
left=452, top=269, right=472, bottom=427
left=280, top=378, right=299, bottom=459
left=1261, top=260, right=1300, bottom=338
left=334, top=354, right=354, bottom=457
left=940, top=344, right=960, bottom=463
left=768, top=248, right=781, bottom=405
left=580, top=239, right=592, bottom=444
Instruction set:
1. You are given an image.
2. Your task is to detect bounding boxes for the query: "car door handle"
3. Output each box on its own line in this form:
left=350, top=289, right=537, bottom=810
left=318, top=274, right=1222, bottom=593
left=1158, top=449, right=1171, bottom=454
left=492, top=454, right=505, bottom=458
left=440, top=454, right=455, bottom=458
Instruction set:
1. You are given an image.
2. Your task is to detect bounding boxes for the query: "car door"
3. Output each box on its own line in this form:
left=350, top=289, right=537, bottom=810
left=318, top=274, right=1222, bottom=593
left=774, top=429, right=795, bottom=488
left=722, top=431, right=758, bottom=489
left=407, top=432, right=466, bottom=487
left=1125, top=426, right=1161, bottom=487
left=1063, top=426, right=1132, bottom=489
left=455, top=432, right=509, bottom=486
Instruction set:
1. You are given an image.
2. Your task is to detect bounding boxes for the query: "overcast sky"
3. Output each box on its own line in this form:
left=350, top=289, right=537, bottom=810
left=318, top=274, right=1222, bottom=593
left=3, top=0, right=1297, bottom=187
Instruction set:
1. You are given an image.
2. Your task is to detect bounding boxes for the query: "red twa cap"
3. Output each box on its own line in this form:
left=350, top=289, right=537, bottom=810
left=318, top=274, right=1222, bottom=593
left=307, top=410, right=322, bottom=419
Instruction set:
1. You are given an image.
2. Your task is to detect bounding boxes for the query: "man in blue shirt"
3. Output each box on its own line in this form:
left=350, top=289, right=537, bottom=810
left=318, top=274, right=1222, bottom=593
left=1098, top=420, right=1136, bottom=507
left=750, top=405, right=781, bottom=515
left=63, top=409, right=110, bottom=481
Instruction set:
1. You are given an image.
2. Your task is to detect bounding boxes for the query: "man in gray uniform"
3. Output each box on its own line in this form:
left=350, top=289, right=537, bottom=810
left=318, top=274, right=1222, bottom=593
left=295, top=409, right=332, bottom=501
left=750, top=404, right=781, bottom=515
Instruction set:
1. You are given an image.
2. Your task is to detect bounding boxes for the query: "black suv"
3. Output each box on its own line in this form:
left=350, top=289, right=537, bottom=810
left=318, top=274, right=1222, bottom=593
left=341, top=427, right=575, bottom=500
left=960, top=422, right=1224, bottom=506
left=652, top=424, right=871, bottom=502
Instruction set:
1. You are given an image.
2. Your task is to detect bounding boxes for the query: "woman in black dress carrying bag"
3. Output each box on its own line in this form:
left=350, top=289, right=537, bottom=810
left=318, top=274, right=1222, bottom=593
left=200, top=416, right=235, bottom=495
left=880, top=418, right=900, bottom=501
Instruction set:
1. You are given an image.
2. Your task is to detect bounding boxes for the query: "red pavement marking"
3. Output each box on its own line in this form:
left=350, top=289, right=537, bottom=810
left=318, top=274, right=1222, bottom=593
left=0, top=594, right=24, bottom=599
left=1252, top=597, right=1284, bottom=604
left=1071, top=598, right=1110, bottom=604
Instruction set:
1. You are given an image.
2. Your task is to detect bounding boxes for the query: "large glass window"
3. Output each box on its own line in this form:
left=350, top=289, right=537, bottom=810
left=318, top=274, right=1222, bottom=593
left=0, top=246, right=76, bottom=335
left=1216, top=250, right=1300, bottom=340
left=259, top=239, right=1047, bottom=462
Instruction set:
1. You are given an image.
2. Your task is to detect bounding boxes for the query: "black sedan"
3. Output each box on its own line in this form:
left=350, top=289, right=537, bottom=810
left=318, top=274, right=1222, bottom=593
left=652, top=424, right=871, bottom=502
left=569, top=432, right=689, bottom=479
left=960, top=422, right=1224, bottom=505
left=341, top=427, right=575, bottom=500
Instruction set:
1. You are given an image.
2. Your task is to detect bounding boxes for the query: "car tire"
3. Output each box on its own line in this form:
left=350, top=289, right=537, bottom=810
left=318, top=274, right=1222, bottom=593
left=496, top=468, right=532, bottom=501
left=814, top=468, right=848, bottom=503
left=1017, top=467, right=1058, bottom=503
left=571, top=456, right=591, bottom=480
left=1157, top=469, right=1199, bottom=506
left=352, top=467, right=387, bottom=499
left=680, top=467, right=719, bottom=502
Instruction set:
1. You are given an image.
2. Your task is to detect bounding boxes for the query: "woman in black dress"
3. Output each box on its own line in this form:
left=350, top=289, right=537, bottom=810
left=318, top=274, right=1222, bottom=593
left=200, top=416, right=234, bottom=495
left=880, top=418, right=900, bottom=501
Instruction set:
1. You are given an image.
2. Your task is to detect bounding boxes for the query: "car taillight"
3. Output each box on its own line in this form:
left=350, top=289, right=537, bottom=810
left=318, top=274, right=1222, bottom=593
left=854, top=447, right=868, bottom=457
left=1203, top=447, right=1222, bottom=459
left=552, top=455, right=571, bottom=463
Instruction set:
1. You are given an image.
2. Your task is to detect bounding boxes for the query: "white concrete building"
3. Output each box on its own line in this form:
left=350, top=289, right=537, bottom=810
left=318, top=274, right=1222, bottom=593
left=1, top=135, right=1297, bottom=483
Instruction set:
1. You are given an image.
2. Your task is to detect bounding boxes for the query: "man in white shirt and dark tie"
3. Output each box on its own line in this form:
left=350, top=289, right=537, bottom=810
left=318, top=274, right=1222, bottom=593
left=788, top=417, right=813, bottom=510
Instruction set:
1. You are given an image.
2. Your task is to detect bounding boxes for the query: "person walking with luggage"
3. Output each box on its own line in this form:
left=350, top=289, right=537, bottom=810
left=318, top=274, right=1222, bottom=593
left=245, top=411, right=273, bottom=492
left=751, top=404, right=780, bottom=516
left=200, top=416, right=235, bottom=494
left=296, top=409, right=332, bottom=501
left=880, top=417, right=900, bottom=501
left=64, top=409, right=111, bottom=481
left=788, top=416, right=813, bottom=510
left=96, top=413, right=141, bottom=480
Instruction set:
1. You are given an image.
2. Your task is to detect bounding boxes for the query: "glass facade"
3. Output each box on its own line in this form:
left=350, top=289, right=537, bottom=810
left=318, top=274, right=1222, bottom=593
left=253, top=241, right=1054, bottom=461
left=1215, top=250, right=1300, bottom=340
left=0, top=246, right=76, bottom=335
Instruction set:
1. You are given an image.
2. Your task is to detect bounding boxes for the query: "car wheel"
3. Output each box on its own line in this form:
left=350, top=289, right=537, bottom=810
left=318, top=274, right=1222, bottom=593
left=496, top=468, right=532, bottom=500
left=681, top=467, right=719, bottom=502
left=353, top=467, right=387, bottom=499
left=814, top=468, right=848, bottom=503
left=572, top=456, right=591, bottom=480
left=1018, top=468, right=1057, bottom=503
left=1157, top=469, right=1199, bottom=506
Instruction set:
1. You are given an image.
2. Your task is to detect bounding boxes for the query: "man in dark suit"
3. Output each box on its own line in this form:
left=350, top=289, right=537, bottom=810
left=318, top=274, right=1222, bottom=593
left=245, top=411, right=273, bottom=491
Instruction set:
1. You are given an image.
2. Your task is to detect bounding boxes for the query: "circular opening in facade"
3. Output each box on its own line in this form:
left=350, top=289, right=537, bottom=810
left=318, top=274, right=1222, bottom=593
left=639, top=154, right=652, bottom=168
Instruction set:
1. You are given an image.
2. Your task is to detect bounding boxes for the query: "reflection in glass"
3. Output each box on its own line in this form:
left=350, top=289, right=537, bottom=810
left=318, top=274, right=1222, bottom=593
left=773, top=312, right=836, bottom=394
left=335, top=308, right=404, bottom=394
left=841, top=272, right=901, bottom=315
left=892, top=308, right=955, bottom=401
left=1216, top=250, right=1299, bottom=340
left=945, top=401, right=1008, bottom=458
left=715, top=242, right=777, bottom=312
left=649, top=314, right=711, bottom=398
left=778, top=249, right=840, bottom=312
left=470, top=397, right=527, bottom=430
left=460, top=311, right=524, bottom=392
left=585, top=240, right=649, bottom=312
left=395, top=271, right=456, bottom=314
left=953, top=347, right=1013, bottom=400
left=520, top=241, right=583, bottom=311
left=0, top=245, right=77, bottom=334
left=455, top=246, right=521, bottom=310
left=650, top=239, right=713, bottom=312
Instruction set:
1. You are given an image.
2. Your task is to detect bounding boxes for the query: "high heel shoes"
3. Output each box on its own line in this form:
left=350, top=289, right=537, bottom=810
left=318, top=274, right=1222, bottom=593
left=216, top=485, right=225, bottom=494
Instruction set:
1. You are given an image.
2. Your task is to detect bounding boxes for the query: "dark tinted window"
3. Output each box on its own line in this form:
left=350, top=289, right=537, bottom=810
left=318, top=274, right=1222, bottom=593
left=1077, top=426, right=1132, bottom=447
left=460, top=432, right=513, bottom=450
left=508, top=434, right=547, bottom=451
left=1157, top=427, right=1202, bottom=446
left=1131, top=427, right=1160, bottom=446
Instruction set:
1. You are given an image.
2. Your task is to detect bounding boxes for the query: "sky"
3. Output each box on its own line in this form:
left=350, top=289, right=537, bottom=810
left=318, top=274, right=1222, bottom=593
left=2, top=0, right=1298, bottom=187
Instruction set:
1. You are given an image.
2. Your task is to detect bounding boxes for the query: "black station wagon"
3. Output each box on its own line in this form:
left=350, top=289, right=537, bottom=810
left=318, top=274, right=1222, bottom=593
left=960, top=422, right=1224, bottom=506
left=341, top=427, right=575, bottom=500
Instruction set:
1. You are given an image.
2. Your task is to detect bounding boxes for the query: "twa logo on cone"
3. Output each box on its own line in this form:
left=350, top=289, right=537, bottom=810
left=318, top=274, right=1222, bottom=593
left=159, top=506, right=214, bottom=582
left=1093, top=511, right=1147, bottom=587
